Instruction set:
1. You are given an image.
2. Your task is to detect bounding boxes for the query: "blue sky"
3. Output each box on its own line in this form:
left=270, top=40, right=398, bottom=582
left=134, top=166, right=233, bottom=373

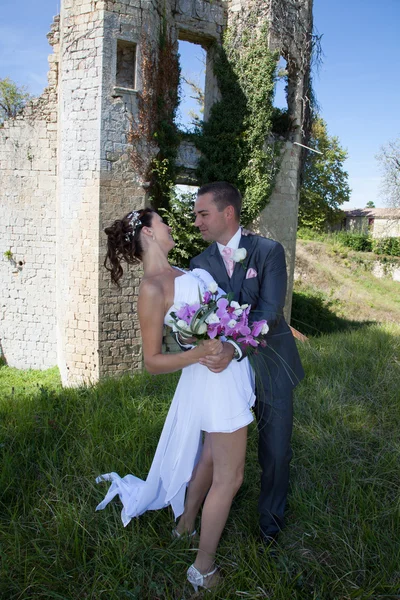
left=1, top=0, right=399, bottom=208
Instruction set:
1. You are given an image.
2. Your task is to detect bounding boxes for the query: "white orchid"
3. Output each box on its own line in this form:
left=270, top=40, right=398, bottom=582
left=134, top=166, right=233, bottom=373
left=261, top=322, right=269, bottom=335
left=208, top=281, right=218, bottom=293
left=177, top=319, right=190, bottom=331
left=193, top=320, right=207, bottom=334
left=205, top=313, right=220, bottom=325
left=230, top=301, right=243, bottom=316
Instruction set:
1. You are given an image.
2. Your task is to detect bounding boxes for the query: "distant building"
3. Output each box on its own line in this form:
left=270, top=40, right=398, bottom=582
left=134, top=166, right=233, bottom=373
left=341, top=208, right=400, bottom=238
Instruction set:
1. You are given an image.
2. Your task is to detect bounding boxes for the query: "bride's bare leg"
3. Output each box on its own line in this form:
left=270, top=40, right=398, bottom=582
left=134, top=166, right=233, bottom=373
left=194, top=427, right=248, bottom=575
left=175, top=433, right=213, bottom=535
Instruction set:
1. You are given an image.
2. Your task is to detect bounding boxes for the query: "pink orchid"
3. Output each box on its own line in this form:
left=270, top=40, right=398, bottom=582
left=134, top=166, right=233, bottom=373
left=216, top=298, right=229, bottom=317
left=251, top=320, right=268, bottom=337
left=219, top=312, right=234, bottom=328
left=176, top=303, right=200, bottom=323
left=207, top=323, right=222, bottom=339
left=223, top=321, right=239, bottom=336
left=237, top=334, right=259, bottom=347
left=235, top=323, right=251, bottom=336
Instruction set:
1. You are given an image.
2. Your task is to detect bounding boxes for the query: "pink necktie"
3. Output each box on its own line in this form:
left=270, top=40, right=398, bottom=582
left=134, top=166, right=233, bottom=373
left=222, top=247, right=234, bottom=277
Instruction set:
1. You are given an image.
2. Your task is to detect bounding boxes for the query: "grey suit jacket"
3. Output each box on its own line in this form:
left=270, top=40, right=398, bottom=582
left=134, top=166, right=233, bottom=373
left=190, top=234, right=304, bottom=399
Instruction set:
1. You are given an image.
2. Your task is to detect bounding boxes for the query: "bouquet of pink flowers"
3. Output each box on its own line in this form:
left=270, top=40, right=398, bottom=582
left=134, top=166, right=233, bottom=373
left=169, top=281, right=269, bottom=349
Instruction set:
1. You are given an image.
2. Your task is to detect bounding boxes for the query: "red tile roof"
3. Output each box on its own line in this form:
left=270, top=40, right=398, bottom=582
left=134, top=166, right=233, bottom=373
left=344, top=208, right=400, bottom=219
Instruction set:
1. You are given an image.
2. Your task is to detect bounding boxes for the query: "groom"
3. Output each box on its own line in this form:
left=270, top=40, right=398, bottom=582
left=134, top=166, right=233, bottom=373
left=190, top=181, right=304, bottom=544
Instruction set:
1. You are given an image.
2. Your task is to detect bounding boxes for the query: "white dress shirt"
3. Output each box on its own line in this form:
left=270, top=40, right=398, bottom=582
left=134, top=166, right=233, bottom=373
left=217, top=227, right=243, bottom=360
left=217, top=227, right=242, bottom=257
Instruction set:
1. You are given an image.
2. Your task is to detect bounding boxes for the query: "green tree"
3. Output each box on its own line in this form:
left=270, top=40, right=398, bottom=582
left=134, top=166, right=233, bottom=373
left=299, top=118, right=351, bottom=231
left=181, top=73, right=205, bottom=128
left=365, top=200, right=375, bottom=208
left=160, top=190, right=207, bottom=268
left=0, top=77, right=32, bottom=124
left=376, top=137, right=400, bottom=208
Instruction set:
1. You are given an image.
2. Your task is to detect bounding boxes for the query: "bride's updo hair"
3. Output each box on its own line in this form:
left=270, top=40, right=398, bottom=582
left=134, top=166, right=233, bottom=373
left=104, top=208, right=155, bottom=286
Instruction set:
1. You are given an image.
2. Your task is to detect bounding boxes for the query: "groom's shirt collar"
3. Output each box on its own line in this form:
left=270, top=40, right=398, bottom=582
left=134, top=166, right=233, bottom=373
left=217, top=227, right=241, bottom=255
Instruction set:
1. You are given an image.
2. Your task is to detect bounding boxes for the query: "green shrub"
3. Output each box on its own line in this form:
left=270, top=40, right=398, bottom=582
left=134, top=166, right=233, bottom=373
left=296, top=227, right=327, bottom=242
left=372, top=237, right=400, bottom=257
left=297, top=228, right=372, bottom=251
left=331, top=231, right=372, bottom=252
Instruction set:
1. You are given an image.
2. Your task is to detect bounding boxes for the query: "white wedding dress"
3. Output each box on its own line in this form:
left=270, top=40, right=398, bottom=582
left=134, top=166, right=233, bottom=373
left=96, top=268, right=255, bottom=526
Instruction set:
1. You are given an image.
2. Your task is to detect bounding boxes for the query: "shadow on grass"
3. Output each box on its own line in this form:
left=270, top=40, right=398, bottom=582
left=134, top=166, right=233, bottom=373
left=291, top=290, right=375, bottom=337
left=0, top=325, right=399, bottom=598
left=288, top=323, right=400, bottom=595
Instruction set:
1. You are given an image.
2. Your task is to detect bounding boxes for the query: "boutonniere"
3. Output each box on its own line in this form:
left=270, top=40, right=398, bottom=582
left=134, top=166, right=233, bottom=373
left=232, top=248, right=247, bottom=270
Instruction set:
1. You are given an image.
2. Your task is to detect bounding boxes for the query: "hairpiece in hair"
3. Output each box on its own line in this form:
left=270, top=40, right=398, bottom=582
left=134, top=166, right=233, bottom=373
left=125, top=211, right=142, bottom=241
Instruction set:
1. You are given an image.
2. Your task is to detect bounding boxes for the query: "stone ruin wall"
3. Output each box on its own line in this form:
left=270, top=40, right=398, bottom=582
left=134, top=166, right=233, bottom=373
left=0, top=17, right=60, bottom=369
left=0, top=0, right=312, bottom=384
left=97, top=0, right=160, bottom=382
left=56, top=0, right=147, bottom=385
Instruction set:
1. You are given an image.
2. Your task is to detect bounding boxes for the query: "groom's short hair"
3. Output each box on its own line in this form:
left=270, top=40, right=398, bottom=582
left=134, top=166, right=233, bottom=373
left=197, top=182, right=242, bottom=220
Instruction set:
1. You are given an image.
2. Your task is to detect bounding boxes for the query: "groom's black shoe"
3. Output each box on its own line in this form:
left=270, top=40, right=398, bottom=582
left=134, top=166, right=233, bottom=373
left=259, top=529, right=279, bottom=547
left=258, top=530, right=279, bottom=557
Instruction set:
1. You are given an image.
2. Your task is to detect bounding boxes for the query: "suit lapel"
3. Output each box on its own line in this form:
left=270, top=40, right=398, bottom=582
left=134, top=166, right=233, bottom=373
left=230, top=234, right=256, bottom=295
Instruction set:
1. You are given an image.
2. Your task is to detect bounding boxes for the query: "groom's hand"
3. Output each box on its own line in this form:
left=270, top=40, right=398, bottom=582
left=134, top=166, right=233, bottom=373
left=199, top=342, right=234, bottom=373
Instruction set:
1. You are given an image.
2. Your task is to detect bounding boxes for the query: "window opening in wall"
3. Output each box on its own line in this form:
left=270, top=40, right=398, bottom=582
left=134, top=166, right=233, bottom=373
left=272, top=56, right=291, bottom=136
left=274, top=56, right=288, bottom=109
left=174, top=184, right=198, bottom=199
left=116, top=40, right=137, bottom=90
left=176, top=40, right=206, bottom=133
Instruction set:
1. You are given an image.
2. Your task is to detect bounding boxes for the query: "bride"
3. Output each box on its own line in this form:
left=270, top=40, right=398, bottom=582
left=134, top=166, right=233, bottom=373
left=96, top=207, right=255, bottom=591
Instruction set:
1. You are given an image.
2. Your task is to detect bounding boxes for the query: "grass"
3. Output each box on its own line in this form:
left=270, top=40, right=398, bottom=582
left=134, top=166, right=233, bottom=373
left=1, top=322, right=399, bottom=599
left=1, top=236, right=400, bottom=599
left=0, top=365, right=60, bottom=398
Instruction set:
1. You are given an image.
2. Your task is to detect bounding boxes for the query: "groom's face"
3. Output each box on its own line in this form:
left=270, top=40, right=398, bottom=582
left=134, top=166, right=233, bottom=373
left=194, top=193, right=230, bottom=243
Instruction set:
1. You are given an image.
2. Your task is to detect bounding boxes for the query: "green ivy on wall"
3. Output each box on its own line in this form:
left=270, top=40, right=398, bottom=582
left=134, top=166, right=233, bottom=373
left=133, top=10, right=287, bottom=256
left=193, top=18, right=283, bottom=225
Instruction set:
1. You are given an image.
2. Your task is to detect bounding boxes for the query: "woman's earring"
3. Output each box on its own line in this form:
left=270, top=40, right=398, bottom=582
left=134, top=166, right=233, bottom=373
left=152, top=233, right=155, bottom=241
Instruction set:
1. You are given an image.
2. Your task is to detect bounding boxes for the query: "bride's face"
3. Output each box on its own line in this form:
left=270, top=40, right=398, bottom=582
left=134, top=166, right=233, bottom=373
left=150, top=213, right=175, bottom=252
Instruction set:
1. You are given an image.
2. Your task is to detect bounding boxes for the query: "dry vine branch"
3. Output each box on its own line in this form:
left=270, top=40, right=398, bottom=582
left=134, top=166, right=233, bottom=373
left=128, top=33, right=158, bottom=180
left=128, top=20, right=180, bottom=207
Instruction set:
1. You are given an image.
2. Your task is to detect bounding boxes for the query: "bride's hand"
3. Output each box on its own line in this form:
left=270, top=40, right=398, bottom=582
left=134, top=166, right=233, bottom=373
left=204, top=339, right=224, bottom=355
left=193, top=339, right=223, bottom=358
left=198, top=342, right=235, bottom=373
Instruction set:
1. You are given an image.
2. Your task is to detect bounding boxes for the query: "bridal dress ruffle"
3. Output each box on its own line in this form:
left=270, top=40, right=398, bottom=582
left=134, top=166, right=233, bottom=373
left=96, top=268, right=255, bottom=526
